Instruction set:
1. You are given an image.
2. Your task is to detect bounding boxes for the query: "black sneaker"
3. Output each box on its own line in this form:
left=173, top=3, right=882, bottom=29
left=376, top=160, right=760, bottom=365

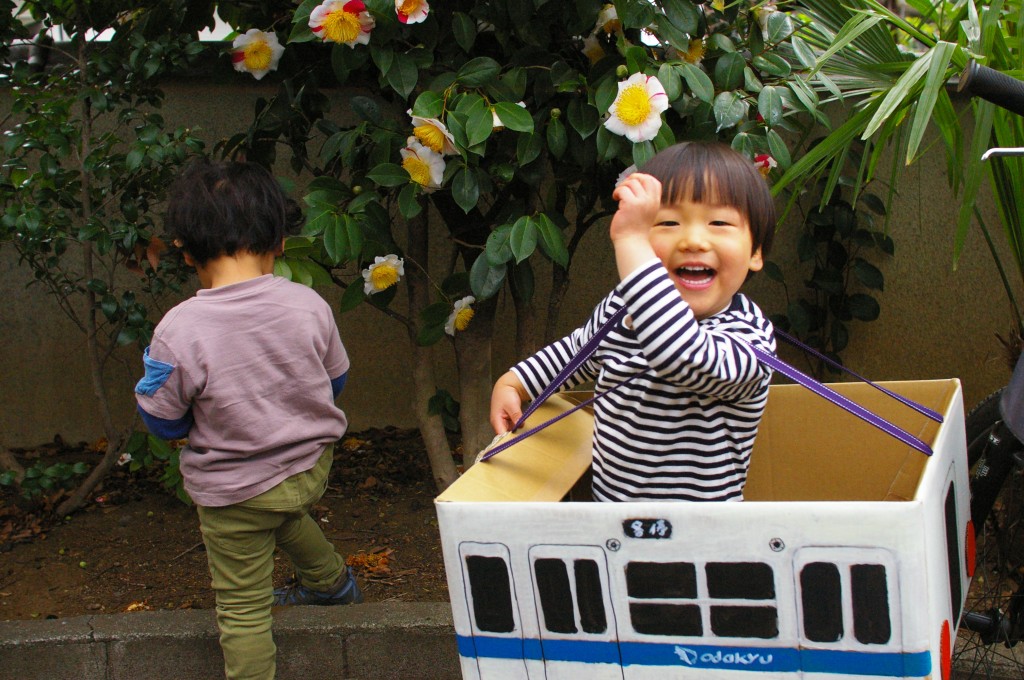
left=273, top=568, right=363, bottom=606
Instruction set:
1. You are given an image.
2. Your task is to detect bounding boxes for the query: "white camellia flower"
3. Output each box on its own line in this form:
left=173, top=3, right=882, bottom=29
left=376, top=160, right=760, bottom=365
left=400, top=138, right=445, bottom=192
left=407, top=110, right=457, bottom=155
left=230, top=29, right=284, bottom=80
left=445, top=296, right=476, bottom=336
left=362, top=254, right=405, bottom=295
left=603, top=73, right=669, bottom=143
left=309, top=0, right=375, bottom=47
left=395, top=0, right=429, bottom=24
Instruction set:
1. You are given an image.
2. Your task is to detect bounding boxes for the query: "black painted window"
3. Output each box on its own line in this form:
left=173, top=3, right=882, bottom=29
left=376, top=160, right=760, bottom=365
left=466, top=555, right=515, bottom=633
left=800, top=562, right=844, bottom=642
left=851, top=564, right=891, bottom=644
left=626, top=561, right=697, bottom=598
left=535, top=558, right=577, bottom=634
left=630, top=603, right=703, bottom=636
left=945, top=483, right=963, bottom=622
left=706, top=562, right=775, bottom=599
left=575, top=559, right=608, bottom=634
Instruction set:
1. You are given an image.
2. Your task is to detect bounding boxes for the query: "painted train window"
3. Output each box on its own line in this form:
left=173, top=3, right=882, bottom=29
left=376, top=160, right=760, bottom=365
left=625, top=561, right=778, bottom=639
left=799, top=560, right=892, bottom=645
left=533, top=558, right=608, bottom=634
left=465, top=555, right=516, bottom=633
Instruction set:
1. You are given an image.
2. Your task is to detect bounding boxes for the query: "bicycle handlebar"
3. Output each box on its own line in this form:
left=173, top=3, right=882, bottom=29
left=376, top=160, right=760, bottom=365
left=958, top=59, right=1024, bottom=117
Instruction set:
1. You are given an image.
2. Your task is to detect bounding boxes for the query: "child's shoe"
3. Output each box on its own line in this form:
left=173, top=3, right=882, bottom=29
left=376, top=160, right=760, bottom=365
left=272, top=567, right=363, bottom=606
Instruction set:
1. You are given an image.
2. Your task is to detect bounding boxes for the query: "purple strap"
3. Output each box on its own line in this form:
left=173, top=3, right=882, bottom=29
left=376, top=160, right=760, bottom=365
left=749, top=344, right=933, bottom=456
left=482, top=311, right=938, bottom=462
left=775, top=330, right=943, bottom=423
left=512, top=307, right=628, bottom=432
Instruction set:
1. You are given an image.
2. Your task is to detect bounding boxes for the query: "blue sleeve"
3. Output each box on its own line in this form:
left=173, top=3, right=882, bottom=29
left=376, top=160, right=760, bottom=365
left=137, top=404, right=193, bottom=440
left=331, top=371, right=348, bottom=399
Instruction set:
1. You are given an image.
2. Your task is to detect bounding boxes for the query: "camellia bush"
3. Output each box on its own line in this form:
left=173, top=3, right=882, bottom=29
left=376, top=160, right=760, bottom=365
left=211, top=0, right=849, bottom=489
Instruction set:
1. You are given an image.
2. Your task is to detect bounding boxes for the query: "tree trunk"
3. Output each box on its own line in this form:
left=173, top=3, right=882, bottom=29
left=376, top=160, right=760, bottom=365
left=456, top=298, right=496, bottom=469
left=405, top=211, right=459, bottom=491
left=0, top=443, right=24, bottom=484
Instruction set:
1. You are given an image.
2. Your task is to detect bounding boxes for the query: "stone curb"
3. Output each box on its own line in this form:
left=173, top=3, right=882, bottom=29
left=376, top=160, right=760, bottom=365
left=0, top=602, right=460, bottom=680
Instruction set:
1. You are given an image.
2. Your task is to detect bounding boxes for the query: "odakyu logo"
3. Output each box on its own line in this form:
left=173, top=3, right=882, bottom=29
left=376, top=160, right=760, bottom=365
left=674, top=646, right=775, bottom=667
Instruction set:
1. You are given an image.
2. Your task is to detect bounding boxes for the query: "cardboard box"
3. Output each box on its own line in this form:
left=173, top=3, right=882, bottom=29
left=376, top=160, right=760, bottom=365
left=435, top=379, right=970, bottom=679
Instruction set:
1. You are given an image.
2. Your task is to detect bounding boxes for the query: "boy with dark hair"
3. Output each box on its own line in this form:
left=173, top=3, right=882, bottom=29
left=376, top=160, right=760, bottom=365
left=135, top=159, right=361, bottom=680
left=490, top=141, right=776, bottom=502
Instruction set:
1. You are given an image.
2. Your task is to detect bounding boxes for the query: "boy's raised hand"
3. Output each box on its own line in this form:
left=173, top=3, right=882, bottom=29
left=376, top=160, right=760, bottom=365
left=610, top=172, right=661, bottom=279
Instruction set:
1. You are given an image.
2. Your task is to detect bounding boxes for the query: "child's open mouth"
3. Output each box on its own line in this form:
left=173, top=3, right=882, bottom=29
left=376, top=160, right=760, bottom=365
left=675, top=265, right=715, bottom=287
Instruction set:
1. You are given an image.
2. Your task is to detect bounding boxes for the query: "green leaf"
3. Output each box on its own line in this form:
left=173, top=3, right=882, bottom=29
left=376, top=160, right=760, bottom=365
left=452, top=12, right=476, bottom=52
left=367, top=163, right=409, bottom=187
left=324, top=215, right=349, bottom=264
left=398, top=183, right=422, bottom=218
left=766, top=129, right=792, bottom=169
left=466, top=97, right=494, bottom=147
left=713, top=91, right=747, bottom=132
left=469, top=254, right=507, bottom=300
left=535, top=213, right=569, bottom=267
left=517, top=132, right=543, bottom=165
left=678, top=62, right=714, bottom=104
left=350, top=96, right=381, bottom=122
left=904, top=41, right=957, bottom=163
left=411, top=91, right=444, bottom=118
left=632, top=140, right=656, bottom=167
left=546, top=118, right=568, bottom=159
left=452, top=168, right=480, bottom=214
left=765, top=12, right=795, bottom=44
left=338, top=281, right=367, bottom=313
left=457, top=57, right=501, bottom=87
left=485, top=224, right=514, bottom=265
left=567, top=99, right=599, bottom=139
left=751, top=52, right=791, bottom=78
left=660, top=0, right=699, bottom=35
left=657, top=63, right=682, bottom=102
left=385, top=53, right=419, bottom=100
left=852, top=258, right=884, bottom=290
left=713, top=52, right=746, bottom=90
left=848, top=293, right=880, bottom=321
left=510, top=216, right=538, bottom=263
left=493, top=102, right=533, bottom=133
left=757, top=86, right=783, bottom=127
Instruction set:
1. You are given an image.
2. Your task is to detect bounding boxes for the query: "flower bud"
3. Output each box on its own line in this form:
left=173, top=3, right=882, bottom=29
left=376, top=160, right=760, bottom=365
left=550, top=108, right=562, bottom=120
left=616, top=65, right=629, bottom=78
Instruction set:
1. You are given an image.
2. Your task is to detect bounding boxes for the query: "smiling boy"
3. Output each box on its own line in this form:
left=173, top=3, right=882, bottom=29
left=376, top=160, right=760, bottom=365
left=489, top=141, right=776, bottom=502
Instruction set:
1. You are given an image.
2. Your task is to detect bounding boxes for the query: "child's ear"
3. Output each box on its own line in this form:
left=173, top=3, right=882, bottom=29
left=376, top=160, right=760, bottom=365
left=748, top=247, right=764, bottom=272
left=275, top=239, right=286, bottom=256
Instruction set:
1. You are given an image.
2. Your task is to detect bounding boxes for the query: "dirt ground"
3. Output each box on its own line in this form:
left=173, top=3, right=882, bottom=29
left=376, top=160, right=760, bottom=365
left=0, top=428, right=450, bottom=621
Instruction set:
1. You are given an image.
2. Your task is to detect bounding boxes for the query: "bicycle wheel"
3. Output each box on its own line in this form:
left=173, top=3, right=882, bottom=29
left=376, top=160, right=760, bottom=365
left=954, top=389, right=1024, bottom=679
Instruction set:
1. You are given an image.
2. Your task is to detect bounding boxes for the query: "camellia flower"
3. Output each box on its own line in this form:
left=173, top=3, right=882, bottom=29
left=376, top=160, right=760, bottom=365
left=395, top=0, right=429, bottom=24
left=230, top=29, right=284, bottom=80
left=362, top=254, right=405, bottom=295
left=400, top=138, right=446, bottom=191
left=754, top=154, right=778, bottom=178
left=309, top=0, right=375, bottom=47
left=408, top=110, right=457, bottom=155
left=682, top=38, right=705, bottom=65
left=445, top=296, right=476, bottom=336
left=594, top=4, right=621, bottom=35
left=603, top=73, right=669, bottom=143
left=117, top=452, right=132, bottom=466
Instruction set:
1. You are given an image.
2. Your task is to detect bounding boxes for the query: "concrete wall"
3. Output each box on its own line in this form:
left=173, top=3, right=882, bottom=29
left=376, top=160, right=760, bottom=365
left=0, top=75, right=1013, bottom=447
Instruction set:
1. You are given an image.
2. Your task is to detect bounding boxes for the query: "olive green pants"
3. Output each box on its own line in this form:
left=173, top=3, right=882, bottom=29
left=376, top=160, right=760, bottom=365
left=196, top=446, right=345, bottom=680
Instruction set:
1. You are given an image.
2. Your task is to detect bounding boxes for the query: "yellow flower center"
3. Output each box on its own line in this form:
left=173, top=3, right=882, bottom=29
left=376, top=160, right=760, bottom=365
left=402, top=154, right=433, bottom=187
left=370, top=263, right=400, bottom=291
left=454, top=307, right=474, bottom=332
left=615, top=84, right=653, bottom=127
left=397, top=0, right=423, bottom=18
left=413, top=124, right=446, bottom=153
left=243, top=40, right=273, bottom=71
left=322, top=8, right=361, bottom=43
left=683, top=39, right=705, bottom=65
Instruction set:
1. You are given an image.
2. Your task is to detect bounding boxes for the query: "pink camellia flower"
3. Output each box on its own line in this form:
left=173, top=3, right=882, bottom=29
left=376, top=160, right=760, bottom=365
left=754, top=154, right=778, bottom=178
left=230, top=29, right=284, bottom=80
left=395, top=0, right=429, bottom=24
left=309, top=0, right=375, bottom=47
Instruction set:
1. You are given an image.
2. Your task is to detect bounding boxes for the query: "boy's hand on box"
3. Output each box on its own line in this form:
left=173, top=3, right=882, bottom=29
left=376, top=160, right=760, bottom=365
left=490, top=372, right=527, bottom=435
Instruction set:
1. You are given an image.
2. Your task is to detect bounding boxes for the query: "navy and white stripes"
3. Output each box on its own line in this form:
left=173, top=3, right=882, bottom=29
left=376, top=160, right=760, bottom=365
left=512, top=260, right=775, bottom=502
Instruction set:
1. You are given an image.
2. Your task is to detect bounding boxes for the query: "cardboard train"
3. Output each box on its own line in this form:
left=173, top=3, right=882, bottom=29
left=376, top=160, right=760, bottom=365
left=434, top=379, right=970, bottom=680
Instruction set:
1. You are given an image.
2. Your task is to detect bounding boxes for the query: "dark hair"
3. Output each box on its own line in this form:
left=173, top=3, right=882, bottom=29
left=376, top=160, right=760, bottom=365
left=638, top=141, right=776, bottom=258
left=164, top=158, right=298, bottom=266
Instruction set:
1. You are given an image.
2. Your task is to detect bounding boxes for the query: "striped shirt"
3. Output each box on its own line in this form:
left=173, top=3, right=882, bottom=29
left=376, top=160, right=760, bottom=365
left=512, top=260, right=775, bottom=502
